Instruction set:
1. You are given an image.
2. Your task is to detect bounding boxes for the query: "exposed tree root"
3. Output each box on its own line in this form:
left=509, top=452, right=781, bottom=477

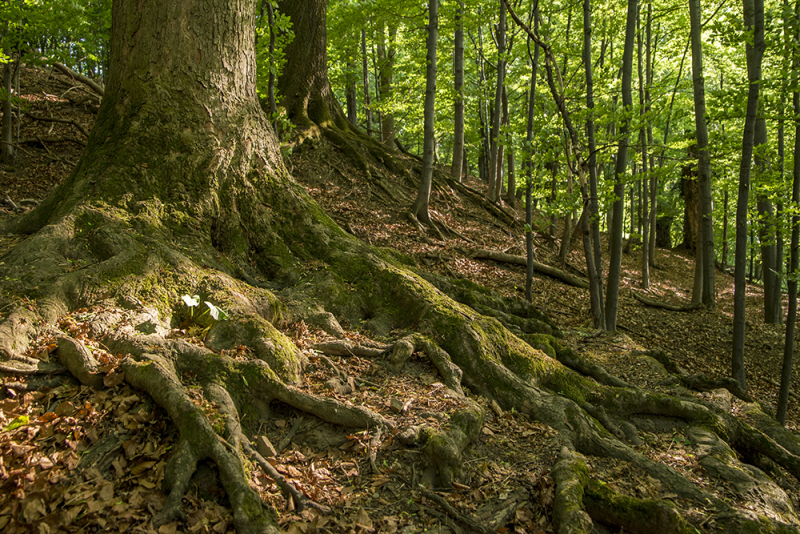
left=551, top=448, right=592, bottom=534
left=3, top=148, right=800, bottom=533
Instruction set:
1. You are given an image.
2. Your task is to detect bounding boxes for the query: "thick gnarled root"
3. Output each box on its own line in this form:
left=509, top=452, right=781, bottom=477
left=121, top=353, right=279, bottom=534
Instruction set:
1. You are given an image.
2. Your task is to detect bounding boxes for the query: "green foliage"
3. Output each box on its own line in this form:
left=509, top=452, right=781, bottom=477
left=1, top=0, right=111, bottom=78
left=255, top=1, right=294, bottom=105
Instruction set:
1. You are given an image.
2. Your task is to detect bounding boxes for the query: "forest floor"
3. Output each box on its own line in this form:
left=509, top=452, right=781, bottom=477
left=0, top=65, right=797, bottom=534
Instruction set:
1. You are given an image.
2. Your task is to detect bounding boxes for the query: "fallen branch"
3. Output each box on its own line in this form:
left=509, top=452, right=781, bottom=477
left=631, top=291, right=704, bottom=312
left=50, top=61, right=105, bottom=96
left=468, top=248, right=590, bottom=289
left=24, top=112, right=90, bottom=138
left=18, top=136, right=86, bottom=147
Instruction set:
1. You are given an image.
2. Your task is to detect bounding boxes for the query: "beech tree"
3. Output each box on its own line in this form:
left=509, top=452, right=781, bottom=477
left=2, top=0, right=800, bottom=532
left=413, top=0, right=439, bottom=224
left=733, top=0, right=765, bottom=391
left=689, top=0, right=715, bottom=310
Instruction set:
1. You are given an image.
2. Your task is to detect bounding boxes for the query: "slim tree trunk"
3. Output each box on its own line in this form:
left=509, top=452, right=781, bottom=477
left=451, top=2, right=465, bottom=180
left=1, top=57, right=13, bottom=163
left=503, top=80, right=515, bottom=207
left=606, top=0, right=638, bottom=331
left=689, top=0, right=716, bottom=309
left=647, top=11, right=658, bottom=267
left=755, top=118, right=781, bottom=323
left=474, top=26, right=491, bottom=184
left=559, top=142, right=574, bottom=266
left=377, top=23, right=396, bottom=145
left=345, top=59, right=358, bottom=126
left=733, top=0, right=765, bottom=392
left=361, top=29, right=373, bottom=137
left=489, top=0, right=507, bottom=201
left=722, top=189, right=729, bottom=267
left=584, top=0, right=605, bottom=328
left=525, top=10, right=540, bottom=304
left=413, top=0, right=438, bottom=224
left=778, top=0, right=800, bottom=425
left=638, top=5, right=650, bottom=289
left=265, top=2, right=278, bottom=124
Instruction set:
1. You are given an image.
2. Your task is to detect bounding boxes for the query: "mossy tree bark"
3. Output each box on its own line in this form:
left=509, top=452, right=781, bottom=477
left=2, top=1, right=800, bottom=533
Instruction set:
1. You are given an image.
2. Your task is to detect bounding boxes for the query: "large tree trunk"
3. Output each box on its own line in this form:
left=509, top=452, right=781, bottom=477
left=276, top=0, right=345, bottom=129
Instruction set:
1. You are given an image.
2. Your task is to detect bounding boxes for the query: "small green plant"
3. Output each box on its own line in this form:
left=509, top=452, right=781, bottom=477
left=181, top=295, right=230, bottom=338
left=181, top=294, right=230, bottom=321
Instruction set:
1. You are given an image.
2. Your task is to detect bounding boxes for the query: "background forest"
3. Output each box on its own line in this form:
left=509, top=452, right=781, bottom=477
left=3, top=0, right=800, bottom=532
